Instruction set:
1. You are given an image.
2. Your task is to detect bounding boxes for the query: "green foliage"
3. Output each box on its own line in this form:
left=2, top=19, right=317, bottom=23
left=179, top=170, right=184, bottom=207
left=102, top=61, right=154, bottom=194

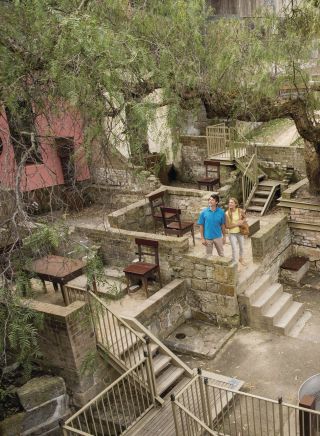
left=0, top=286, right=43, bottom=380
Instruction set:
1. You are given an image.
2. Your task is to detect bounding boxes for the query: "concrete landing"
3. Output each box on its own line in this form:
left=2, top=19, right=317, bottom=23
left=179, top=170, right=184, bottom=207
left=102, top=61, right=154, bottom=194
left=180, top=326, right=320, bottom=405
left=164, top=320, right=236, bottom=359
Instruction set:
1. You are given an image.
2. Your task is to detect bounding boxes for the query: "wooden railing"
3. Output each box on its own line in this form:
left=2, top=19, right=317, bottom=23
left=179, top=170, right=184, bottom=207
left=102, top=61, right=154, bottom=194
left=171, top=370, right=320, bottom=436
left=206, top=123, right=230, bottom=156
left=242, top=153, right=258, bottom=209
left=62, top=358, right=154, bottom=436
left=206, top=122, right=256, bottom=162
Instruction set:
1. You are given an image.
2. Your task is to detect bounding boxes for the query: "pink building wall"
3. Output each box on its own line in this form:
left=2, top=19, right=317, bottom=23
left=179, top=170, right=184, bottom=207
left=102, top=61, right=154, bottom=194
left=0, top=106, right=90, bottom=192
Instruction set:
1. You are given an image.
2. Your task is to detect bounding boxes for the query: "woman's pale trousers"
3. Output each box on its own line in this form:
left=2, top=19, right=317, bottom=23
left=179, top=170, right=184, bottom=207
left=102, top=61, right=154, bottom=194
left=229, top=233, right=244, bottom=264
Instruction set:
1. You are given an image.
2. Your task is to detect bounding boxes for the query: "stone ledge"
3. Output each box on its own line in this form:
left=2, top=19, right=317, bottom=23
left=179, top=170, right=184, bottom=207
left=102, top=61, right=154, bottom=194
left=281, top=178, right=308, bottom=199
left=108, top=198, right=148, bottom=218
left=26, top=299, right=86, bottom=317
left=132, top=279, right=186, bottom=321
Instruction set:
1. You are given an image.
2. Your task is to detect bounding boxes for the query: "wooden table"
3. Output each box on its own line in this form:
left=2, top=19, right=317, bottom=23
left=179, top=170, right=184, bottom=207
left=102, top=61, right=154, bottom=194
left=25, top=255, right=88, bottom=305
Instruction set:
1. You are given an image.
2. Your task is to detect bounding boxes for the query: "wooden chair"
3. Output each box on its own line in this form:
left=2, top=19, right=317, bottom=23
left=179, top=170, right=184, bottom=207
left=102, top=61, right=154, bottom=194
left=160, top=207, right=195, bottom=246
left=123, top=238, right=162, bottom=297
left=148, top=191, right=176, bottom=231
left=197, top=160, right=220, bottom=191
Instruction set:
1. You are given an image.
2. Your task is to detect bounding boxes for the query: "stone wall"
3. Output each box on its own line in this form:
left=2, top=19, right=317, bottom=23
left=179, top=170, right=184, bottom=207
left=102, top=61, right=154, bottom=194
left=108, top=199, right=154, bottom=232
left=28, top=300, right=108, bottom=406
left=178, top=136, right=233, bottom=184
left=131, top=279, right=190, bottom=339
left=181, top=254, right=239, bottom=327
left=0, top=376, right=69, bottom=436
left=256, top=144, right=305, bottom=179
left=108, top=186, right=208, bottom=231
left=76, top=224, right=239, bottom=327
left=75, top=225, right=190, bottom=283
left=251, top=215, right=292, bottom=278
left=160, top=186, right=208, bottom=221
left=178, top=136, right=306, bottom=183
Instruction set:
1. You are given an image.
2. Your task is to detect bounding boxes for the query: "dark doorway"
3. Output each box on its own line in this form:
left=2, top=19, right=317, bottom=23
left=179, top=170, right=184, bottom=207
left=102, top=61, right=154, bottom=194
left=55, top=137, right=75, bottom=185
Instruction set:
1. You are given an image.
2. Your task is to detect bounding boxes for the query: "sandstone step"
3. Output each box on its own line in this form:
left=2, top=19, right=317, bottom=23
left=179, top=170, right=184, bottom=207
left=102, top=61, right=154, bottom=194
left=244, top=274, right=272, bottom=303
left=252, top=283, right=283, bottom=312
left=255, top=190, right=270, bottom=197
left=127, top=342, right=159, bottom=365
left=251, top=197, right=266, bottom=205
left=156, top=366, right=185, bottom=395
left=153, top=353, right=172, bottom=376
left=288, top=311, right=312, bottom=338
left=273, top=301, right=304, bottom=335
left=263, top=292, right=292, bottom=322
left=237, top=263, right=262, bottom=295
left=247, top=205, right=263, bottom=212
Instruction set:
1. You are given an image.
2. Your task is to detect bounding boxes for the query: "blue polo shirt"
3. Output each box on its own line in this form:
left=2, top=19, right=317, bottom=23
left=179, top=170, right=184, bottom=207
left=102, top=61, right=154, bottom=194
left=197, top=207, right=225, bottom=240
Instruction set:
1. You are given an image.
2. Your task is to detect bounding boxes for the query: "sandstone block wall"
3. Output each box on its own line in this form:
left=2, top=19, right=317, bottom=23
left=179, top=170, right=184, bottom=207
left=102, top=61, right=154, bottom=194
left=251, top=215, right=292, bottom=278
left=28, top=300, right=108, bottom=406
left=108, top=187, right=208, bottom=231
left=180, top=254, right=239, bottom=327
left=256, top=144, right=305, bottom=179
left=178, top=136, right=233, bottom=184
left=108, top=199, right=154, bottom=232
left=134, top=279, right=190, bottom=339
left=178, top=136, right=306, bottom=184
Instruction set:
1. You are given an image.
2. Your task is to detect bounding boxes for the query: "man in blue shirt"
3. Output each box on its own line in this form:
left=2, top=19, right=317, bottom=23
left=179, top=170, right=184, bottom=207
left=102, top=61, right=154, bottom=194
left=197, top=194, right=226, bottom=256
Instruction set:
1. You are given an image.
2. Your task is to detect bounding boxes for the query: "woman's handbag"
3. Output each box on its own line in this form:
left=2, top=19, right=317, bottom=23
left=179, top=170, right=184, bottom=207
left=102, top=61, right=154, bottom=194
left=239, top=209, right=249, bottom=236
left=239, top=220, right=249, bottom=236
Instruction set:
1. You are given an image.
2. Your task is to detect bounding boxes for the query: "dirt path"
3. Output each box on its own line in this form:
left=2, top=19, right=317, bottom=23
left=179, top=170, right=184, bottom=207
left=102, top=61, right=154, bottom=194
left=270, top=123, right=300, bottom=146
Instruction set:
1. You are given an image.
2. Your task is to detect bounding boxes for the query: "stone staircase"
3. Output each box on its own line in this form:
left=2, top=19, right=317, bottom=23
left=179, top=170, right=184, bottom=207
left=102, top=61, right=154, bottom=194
left=116, top=317, right=193, bottom=398
left=238, top=266, right=307, bottom=336
left=246, top=180, right=281, bottom=215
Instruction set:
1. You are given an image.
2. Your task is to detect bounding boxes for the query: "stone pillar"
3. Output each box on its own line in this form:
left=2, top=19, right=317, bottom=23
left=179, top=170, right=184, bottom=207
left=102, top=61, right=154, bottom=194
left=28, top=300, right=107, bottom=406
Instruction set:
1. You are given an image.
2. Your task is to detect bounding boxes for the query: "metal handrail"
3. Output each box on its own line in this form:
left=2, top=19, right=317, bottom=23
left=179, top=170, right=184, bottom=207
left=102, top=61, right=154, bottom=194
left=172, top=400, right=217, bottom=435
left=172, top=373, right=320, bottom=436
left=63, top=357, right=154, bottom=436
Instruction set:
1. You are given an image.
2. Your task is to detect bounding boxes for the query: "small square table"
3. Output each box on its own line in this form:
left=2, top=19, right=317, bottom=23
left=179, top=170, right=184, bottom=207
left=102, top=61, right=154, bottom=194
left=25, top=255, right=90, bottom=305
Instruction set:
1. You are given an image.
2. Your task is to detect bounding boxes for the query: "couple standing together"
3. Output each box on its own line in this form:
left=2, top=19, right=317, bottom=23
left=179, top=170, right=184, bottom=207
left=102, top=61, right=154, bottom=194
left=197, top=194, right=246, bottom=269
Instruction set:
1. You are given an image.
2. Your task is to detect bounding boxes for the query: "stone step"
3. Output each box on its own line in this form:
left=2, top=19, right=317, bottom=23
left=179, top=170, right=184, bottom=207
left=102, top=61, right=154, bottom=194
left=288, top=311, right=312, bottom=338
left=247, top=205, right=263, bottom=212
left=125, top=342, right=159, bottom=367
left=263, top=292, right=292, bottom=322
left=273, top=301, right=304, bottom=335
left=237, top=263, right=262, bottom=295
left=255, top=190, right=270, bottom=197
left=244, top=273, right=272, bottom=303
left=252, top=283, right=283, bottom=312
left=156, top=366, right=185, bottom=395
left=251, top=197, right=266, bottom=205
left=153, top=353, right=172, bottom=376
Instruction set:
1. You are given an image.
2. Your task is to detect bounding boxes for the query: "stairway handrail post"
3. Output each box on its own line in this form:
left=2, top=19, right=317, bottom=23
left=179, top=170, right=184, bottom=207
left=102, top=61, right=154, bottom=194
left=145, top=336, right=158, bottom=400
left=197, top=368, right=209, bottom=426
left=242, top=174, right=246, bottom=208
left=171, top=394, right=181, bottom=436
left=204, top=377, right=213, bottom=429
left=278, top=396, right=284, bottom=436
left=144, top=349, right=156, bottom=404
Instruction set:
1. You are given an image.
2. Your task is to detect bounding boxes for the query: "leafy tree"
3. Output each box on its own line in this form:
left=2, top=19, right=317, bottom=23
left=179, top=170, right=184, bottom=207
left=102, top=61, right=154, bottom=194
left=2, top=0, right=320, bottom=384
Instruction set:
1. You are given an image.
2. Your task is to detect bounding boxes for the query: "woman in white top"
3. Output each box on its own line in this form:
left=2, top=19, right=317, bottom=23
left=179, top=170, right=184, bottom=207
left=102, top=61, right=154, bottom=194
left=225, top=197, right=246, bottom=269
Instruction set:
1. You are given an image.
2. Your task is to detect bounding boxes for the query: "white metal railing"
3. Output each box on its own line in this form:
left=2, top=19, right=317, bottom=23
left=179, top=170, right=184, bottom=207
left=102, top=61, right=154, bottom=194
left=62, top=358, right=154, bottom=436
left=172, top=370, right=320, bottom=436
